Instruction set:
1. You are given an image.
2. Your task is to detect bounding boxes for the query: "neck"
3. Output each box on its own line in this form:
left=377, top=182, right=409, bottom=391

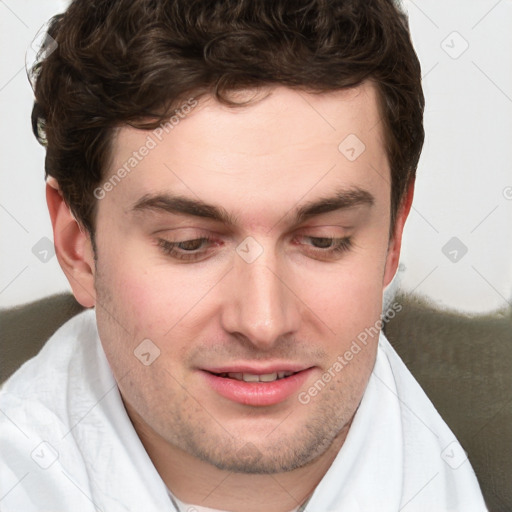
left=127, top=403, right=351, bottom=512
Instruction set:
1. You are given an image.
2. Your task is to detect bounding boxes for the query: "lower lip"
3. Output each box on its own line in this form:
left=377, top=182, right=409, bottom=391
left=200, top=368, right=314, bottom=406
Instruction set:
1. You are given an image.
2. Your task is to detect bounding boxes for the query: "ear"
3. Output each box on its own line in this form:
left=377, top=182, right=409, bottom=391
left=382, top=179, right=415, bottom=289
left=46, top=177, right=96, bottom=308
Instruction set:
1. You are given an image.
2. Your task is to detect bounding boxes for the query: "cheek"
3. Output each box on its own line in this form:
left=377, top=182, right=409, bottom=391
left=313, top=264, right=385, bottom=389
left=103, top=251, right=221, bottom=342
left=110, top=265, right=189, bottom=335
left=309, top=252, right=387, bottom=330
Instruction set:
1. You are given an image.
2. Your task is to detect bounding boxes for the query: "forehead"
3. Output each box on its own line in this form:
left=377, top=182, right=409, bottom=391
left=105, top=83, right=389, bottom=225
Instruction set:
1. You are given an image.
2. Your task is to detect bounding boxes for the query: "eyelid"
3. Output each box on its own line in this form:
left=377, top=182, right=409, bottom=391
left=156, top=233, right=353, bottom=263
left=157, top=236, right=216, bottom=261
left=293, top=235, right=352, bottom=252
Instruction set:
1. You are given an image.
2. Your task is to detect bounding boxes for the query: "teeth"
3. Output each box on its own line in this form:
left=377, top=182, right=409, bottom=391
left=242, top=373, right=261, bottom=382
left=259, top=372, right=278, bottom=382
left=224, top=371, right=294, bottom=382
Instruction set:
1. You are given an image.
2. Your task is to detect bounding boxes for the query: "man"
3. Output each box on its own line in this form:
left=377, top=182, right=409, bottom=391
left=0, top=0, right=487, bottom=511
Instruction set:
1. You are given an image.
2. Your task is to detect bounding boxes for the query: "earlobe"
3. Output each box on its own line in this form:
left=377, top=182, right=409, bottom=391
left=382, top=180, right=415, bottom=289
left=46, top=180, right=96, bottom=308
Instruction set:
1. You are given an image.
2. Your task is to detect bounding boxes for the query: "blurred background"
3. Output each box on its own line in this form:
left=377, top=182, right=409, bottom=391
left=1, top=0, right=511, bottom=313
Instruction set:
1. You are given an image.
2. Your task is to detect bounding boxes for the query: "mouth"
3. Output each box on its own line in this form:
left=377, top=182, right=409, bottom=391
left=207, top=370, right=299, bottom=382
left=200, top=367, right=314, bottom=406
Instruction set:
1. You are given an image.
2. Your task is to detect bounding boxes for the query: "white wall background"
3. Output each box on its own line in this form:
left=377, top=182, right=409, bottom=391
left=0, top=0, right=511, bottom=313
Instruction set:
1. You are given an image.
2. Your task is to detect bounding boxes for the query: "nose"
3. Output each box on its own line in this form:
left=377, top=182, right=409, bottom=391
left=219, top=245, right=302, bottom=350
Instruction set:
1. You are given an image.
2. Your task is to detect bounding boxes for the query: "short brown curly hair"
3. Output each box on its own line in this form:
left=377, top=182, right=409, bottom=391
left=30, top=0, right=424, bottom=237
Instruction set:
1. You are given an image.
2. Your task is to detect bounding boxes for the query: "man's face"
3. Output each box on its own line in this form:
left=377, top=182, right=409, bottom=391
left=91, top=83, right=396, bottom=473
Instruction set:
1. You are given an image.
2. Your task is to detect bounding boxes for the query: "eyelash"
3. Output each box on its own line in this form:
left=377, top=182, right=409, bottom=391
left=158, top=237, right=216, bottom=261
left=157, top=235, right=352, bottom=262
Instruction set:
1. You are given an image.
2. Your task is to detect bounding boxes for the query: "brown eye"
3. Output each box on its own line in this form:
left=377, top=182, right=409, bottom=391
left=158, top=237, right=215, bottom=261
left=178, top=239, right=206, bottom=251
left=294, top=236, right=353, bottom=257
left=309, top=237, right=336, bottom=249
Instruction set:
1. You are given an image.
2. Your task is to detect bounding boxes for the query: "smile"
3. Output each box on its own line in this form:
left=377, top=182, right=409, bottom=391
left=212, top=371, right=297, bottom=382
left=201, top=368, right=314, bottom=406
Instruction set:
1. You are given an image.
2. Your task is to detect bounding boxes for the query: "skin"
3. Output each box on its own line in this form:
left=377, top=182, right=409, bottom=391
left=47, top=82, right=414, bottom=512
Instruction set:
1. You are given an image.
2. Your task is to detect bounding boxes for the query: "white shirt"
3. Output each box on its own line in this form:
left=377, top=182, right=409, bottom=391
left=0, top=309, right=488, bottom=511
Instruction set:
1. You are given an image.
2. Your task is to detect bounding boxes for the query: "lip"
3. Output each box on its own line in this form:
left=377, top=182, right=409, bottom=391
left=203, top=363, right=310, bottom=374
left=200, top=367, right=315, bottom=407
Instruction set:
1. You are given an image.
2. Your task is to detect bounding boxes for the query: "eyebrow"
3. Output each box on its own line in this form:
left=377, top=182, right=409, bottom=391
left=130, top=187, right=374, bottom=227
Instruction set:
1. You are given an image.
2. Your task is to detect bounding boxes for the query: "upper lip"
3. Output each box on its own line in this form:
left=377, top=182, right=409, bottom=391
left=202, top=364, right=313, bottom=374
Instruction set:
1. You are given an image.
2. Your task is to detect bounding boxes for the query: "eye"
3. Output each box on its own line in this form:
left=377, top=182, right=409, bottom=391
left=157, top=234, right=353, bottom=263
left=158, top=236, right=216, bottom=261
left=294, top=235, right=352, bottom=257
